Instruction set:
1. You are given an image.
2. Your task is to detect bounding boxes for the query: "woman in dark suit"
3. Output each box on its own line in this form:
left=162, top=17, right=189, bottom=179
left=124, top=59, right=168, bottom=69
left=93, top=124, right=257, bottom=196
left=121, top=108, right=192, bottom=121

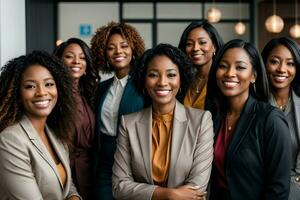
left=90, top=21, right=146, bottom=199
left=206, top=39, right=291, bottom=200
left=112, top=43, right=214, bottom=200
left=262, top=37, right=300, bottom=200
left=178, top=20, right=223, bottom=109
left=54, top=38, right=99, bottom=200
left=0, top=51, right=81, bottom=199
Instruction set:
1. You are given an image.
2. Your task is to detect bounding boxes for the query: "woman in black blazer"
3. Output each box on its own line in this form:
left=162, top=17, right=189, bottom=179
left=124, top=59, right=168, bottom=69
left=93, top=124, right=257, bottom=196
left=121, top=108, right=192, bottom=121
left=206, top=39, right=291, bottom=200
left=262, top=37, right=300, bottom=200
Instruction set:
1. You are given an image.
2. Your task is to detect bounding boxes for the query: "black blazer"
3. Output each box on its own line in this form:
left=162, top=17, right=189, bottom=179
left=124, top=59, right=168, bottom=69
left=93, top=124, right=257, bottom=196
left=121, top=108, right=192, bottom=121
left=211, top=96, right=291, bottom=200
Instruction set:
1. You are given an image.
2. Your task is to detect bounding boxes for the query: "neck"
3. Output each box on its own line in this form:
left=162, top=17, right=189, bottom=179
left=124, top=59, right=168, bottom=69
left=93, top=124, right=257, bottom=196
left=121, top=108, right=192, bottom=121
left=152, top=100, right=176, bottom=115
left=272, top=87, right=291, bottom=106
left=115, top=68, right=129, bottom=79
left=195, top=60, right=212, bottom=79
left=226, top=93, right=249, bottom=117
left=27, top=116, right=47, bottom=136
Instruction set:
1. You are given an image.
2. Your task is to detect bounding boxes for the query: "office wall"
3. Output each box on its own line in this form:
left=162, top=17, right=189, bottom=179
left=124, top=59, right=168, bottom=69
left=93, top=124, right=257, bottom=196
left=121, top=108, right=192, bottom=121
left=0, top=0, right=26, bottom=67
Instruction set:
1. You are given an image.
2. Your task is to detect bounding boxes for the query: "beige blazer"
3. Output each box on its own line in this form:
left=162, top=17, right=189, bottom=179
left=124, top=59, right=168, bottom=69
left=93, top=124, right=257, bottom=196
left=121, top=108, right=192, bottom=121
left=0, top=116, right=80, bottom=200
left=112, top=101, right=214, bottom=200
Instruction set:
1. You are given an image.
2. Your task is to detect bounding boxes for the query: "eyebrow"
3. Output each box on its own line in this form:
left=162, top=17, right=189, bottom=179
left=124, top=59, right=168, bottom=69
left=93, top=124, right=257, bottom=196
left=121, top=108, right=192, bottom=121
left=22, top=77, right=54, bottom=82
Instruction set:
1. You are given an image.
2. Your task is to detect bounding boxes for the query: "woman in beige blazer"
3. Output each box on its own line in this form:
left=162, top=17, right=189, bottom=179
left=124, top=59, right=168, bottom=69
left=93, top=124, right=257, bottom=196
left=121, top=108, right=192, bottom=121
left=112, top=44, right=214, bottom=200
left=0, top=51, right=81, bottom=200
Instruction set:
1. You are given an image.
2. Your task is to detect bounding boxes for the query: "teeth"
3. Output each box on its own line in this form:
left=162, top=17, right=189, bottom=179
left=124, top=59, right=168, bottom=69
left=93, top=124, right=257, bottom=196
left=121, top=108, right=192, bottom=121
left=192, top=54, right=204, bottom=58
left=115, top=57, right=125, bottom=62
left=33, top=100, right=49, bottom=107
left=223, top=81, right=238, bottom=87
left=71, top=67, right=80, bottom=72
left=156, top=90, right=170, bottom=96
left=274, top=76, right=287, bottom=81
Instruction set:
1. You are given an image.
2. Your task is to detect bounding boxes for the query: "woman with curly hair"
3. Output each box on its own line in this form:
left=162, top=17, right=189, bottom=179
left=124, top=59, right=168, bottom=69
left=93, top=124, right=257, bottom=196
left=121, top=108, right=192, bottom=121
left=261, top=37, right=300, bottom=200
left=90, top=21, right=146, bottom=199
left=112, top=43, right=214, bottom=200
left=178, top=20, right=223, bottom=110
left=53, top=37, right=100, bottom=200
left=0, top=51, right=81, bottom=199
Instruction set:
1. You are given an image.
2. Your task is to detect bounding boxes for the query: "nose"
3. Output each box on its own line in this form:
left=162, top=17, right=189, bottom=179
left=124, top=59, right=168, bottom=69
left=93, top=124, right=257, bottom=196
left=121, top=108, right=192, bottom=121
left=276, top=62, right=286, bottom=73
left=36, top=85, right=47, bottom=96
left=225, top=66, right=236, bottom=77
left=192, top=43, right=200, bottom=51
left=158, top=75, right=167, bottom=86
left=115, top=45, right=122, bottom=54
left=73, top=56, right=80, bottom=64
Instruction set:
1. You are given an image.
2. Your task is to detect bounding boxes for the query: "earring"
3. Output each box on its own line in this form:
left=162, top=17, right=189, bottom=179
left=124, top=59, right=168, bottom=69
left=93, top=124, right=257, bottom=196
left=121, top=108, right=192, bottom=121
left=213, top=52, right=216, bottom=56
left=251, top=81, right=256, bottom=93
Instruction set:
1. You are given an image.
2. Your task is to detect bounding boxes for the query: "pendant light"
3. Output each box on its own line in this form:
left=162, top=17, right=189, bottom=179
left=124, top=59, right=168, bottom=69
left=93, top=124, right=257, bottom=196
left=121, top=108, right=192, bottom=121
left=290, top=0, right=300, bottom=38
left=265, top=0, right=284, bottom=33
left=235, top=0, right=246, bottom=35
left=207, top=0, right=222, bottom=23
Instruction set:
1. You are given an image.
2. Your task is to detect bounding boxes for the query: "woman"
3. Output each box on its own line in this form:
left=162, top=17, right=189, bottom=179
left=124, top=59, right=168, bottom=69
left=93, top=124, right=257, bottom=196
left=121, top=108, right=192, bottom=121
left=261, top=37, right=300, bottom=200
left=53, top=38, right=99, bottom=200
left=112, top=43, right=214, bottom=200
left=0, top=51, right=81, bottom=199
left=178, top=20, right=223, bottom=109
left=90, top=21, right=146, bottom=199
left=206, top=39, right=291, bottom=200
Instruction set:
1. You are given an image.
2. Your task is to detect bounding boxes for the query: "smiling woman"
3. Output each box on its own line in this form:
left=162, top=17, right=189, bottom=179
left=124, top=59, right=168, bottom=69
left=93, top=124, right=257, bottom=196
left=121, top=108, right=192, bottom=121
left=0, top=51, right=81, bottom=200
left=112, top=43, right=214, bottom=200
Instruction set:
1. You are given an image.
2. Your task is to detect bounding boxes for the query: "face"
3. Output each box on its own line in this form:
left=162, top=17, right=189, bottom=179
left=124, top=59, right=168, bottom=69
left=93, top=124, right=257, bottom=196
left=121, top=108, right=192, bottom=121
left=106, top=33, right=133, bottom=76
left=20, top=65, right=58, bottom=121
left=266, top=44, right=296, bottom=91
left=216, top=48, right=256, bottom=100
left=185, top=27, right=216, bottom=67
left=145, top=55, right=180, bottom=111
left=62, top=43, right=87, bottom=80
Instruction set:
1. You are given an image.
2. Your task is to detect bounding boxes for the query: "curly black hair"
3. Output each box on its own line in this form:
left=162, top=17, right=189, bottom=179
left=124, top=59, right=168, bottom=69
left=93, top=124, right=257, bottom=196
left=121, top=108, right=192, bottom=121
left=0, top=51, right=77, bottom=144
left=132, top=43, right=195, bottom=103
left=53, top=37, right=100, bottom=109
left=261, top=37, right=300, bottom=96
left=91, top=21, right=145, bottom=73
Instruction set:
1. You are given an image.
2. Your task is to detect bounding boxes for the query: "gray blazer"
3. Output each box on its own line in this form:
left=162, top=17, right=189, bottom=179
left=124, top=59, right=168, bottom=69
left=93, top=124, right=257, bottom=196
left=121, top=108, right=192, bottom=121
left=112, top=101, right=214, bottom=200
left=0, top=116, right=80, bottom=200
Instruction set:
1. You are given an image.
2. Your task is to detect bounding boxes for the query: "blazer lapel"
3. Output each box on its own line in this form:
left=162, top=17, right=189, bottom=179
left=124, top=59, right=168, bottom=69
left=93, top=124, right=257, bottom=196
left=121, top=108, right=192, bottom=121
left=226, top=96, right=256, bottom=165
left=20, top=116, right=63, bottom=189
left=168, top=101, right=188, bottom=185
left=292, top=91, right=300, bottom=144
left=136, top=107, right=153, bottom=183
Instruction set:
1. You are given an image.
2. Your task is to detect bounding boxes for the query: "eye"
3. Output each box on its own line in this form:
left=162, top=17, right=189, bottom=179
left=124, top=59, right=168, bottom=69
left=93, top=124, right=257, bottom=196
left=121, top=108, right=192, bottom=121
left=218, top=63, right=227, bottom=69
left=287, top=61, right=295, bottom=67
left=45, top=81, right=56, bottom=87
left=64, top=54, right=74, bottom=59
left=121, top=44, right=129, bottom=48
left=269, top=58, right=280, bottom=65
left=167, top=72, right=177, bottom=78
left=24, top=84, right=36, bottom=89
left=80, top=56, right=86, bottom=60
left=107, top=46, right=114, bottom=51
left=146, top=71, right=158, bottom=78
left=199, top=41, right=207, bottom=45
left=186, top=42, right=193, bottom=47
left=236, top=65, right=246, bottom=70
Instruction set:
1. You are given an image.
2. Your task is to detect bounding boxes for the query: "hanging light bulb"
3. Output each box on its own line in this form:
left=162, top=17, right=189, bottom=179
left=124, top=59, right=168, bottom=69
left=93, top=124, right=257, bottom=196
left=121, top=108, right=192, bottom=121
left=265, top=14, right=284, bottom=33
left=235, top=22, right=246, bottom=35
left=265, top=0, right=284, bottom=33
left=290, top=0, right=300, bottom=38
left=235, top=0, right=246, bottom=35
left=207, top=1, right=222, bottom=23
left=56, top=40, right=63, bottom=46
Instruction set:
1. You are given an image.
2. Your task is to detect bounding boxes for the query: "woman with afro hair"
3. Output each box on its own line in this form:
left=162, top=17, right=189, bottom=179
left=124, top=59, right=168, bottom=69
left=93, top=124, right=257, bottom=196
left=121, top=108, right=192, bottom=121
left=91, top=21, right=146, bottom=199
left=0, top=51, right=81, bottom=199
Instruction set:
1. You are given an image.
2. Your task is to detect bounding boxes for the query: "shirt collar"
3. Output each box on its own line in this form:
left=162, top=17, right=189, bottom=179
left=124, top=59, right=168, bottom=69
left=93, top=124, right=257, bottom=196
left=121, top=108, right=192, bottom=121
left=113, top=75, right=129, bottom=88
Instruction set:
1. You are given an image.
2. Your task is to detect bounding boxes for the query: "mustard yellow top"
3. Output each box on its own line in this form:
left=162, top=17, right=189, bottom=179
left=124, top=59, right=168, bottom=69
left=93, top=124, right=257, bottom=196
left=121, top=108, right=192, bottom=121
left=184, top=83, right=207, bottom=110
left=152, top=111, right=174, bottom=186
left=56, top=162, right=66, bottom=187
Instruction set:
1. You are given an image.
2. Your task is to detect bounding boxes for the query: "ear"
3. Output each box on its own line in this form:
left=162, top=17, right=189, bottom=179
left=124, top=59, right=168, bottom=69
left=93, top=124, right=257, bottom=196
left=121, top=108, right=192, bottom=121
left=251, top=71, right=257, bottom=83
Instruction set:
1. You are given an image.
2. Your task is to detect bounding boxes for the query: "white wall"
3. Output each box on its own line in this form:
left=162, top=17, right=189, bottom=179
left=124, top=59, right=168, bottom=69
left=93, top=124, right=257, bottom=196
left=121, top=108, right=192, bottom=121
left=0, top=0, right=26, bottom=67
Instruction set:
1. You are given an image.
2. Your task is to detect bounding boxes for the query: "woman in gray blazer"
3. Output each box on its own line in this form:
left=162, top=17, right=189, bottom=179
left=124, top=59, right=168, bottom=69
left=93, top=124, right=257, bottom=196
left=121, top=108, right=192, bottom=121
left=112, top=44, right=214, bottom=200
left=0, top=51, right=81, bottom=200
left=262, top=37, right=300, bottom=200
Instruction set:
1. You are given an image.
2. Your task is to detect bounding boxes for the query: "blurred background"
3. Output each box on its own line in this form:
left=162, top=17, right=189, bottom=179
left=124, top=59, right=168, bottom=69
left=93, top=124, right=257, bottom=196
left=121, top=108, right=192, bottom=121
left=0, top=0, right=298, bottom=67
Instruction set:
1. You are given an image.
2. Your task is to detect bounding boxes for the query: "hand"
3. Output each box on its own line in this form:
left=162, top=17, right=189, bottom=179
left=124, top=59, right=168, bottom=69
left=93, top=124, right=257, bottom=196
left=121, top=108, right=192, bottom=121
left=68, top=195, right=80, bottom=200
left=169, top=185, right=206, bottom=200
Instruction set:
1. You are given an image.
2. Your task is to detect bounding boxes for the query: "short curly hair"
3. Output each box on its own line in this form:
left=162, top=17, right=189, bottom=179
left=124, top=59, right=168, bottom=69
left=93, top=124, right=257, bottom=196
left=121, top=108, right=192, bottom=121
left=53, top=37, right=100, bottom=109
left=132, top=43, right=195, bottom=103
left=0, top=51, right=77, bottom=144
left=91, top=21, right=145, bottom=73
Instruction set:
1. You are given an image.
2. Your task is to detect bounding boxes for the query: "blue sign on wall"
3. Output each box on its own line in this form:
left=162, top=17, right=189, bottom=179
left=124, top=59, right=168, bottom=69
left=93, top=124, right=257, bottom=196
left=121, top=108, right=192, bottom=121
left=79, top=24, right=92, bottom=37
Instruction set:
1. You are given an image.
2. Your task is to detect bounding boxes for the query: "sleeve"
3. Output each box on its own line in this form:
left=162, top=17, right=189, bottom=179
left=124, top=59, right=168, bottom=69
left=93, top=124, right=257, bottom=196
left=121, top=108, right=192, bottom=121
left=263, top=109, right=292, bottom=200
left=185, top=111, right=214, bottom=192
left=112, top=116, right=157, bottom=200
left=0, top=131, right=44, bottom=200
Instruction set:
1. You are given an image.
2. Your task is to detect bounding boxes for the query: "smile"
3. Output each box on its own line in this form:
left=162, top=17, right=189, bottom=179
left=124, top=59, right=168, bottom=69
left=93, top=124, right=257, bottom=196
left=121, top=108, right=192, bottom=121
left=155, top=89, right=171, bottom=96
left=114, top=56, right=126, bottom=62
left=70, top=67, right=81, bottom=72
left=33, top=100, right=50, bottom=108
left=273, top=75, right=288, bottom=82
left=222, top=81, right=239, bottom=88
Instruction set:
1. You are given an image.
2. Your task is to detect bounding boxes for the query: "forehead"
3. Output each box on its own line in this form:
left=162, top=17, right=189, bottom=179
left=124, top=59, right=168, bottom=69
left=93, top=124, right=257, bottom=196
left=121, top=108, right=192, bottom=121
left=64, top=43, right=83, bottom=52
left=147, top=55, right=178, bottom=70
left=107, top=33, right=127, bottom=43
left=22, top=64, right=54, bottom=80
left=269, top=44, right=293, bottom=58
left=187, top=27, right=211, bottom=39
left=221, top=47, right=251, bottom=63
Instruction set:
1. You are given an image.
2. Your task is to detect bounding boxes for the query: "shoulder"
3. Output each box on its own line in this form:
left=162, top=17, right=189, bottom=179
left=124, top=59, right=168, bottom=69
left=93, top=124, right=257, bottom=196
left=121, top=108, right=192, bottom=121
left=122, top=108, right=147, bottom=124
left=184, top=106, right=212, bottom=124
left=0, top=122, right=28, bottom=150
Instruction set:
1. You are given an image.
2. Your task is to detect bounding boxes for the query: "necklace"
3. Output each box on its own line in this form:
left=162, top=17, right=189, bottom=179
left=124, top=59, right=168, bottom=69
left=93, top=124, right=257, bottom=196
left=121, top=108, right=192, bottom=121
left=275, top=95, right=291, bottom=112
left=194, top=77, right=207, bottom=94
left=226, top=113, right=240, bottom=132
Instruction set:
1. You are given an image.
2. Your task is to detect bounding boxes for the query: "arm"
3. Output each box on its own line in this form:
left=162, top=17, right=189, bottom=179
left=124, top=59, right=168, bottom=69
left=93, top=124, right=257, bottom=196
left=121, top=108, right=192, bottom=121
left=112, top=116, right=157, bottom=200
left=0, top=131, right=43, bottom=200
left=185, top=111, right=214, bottom=191
left=264, top=110, right=291, bottom=200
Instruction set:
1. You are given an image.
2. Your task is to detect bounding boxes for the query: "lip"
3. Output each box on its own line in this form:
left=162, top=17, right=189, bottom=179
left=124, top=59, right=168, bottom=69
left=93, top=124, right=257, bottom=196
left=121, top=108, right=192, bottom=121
left=114, top=56, right=126, bottom=62
left=70, top=66, right=81, bottom=72
left=32, top=100, right=51, bottom=109
left=222, top=80, right=239, bottom=88
left=154, top=89, right=172, bottom=97
left=272, top=75, right=288, bottom=83
left=191, top=54, right=204, bottom=59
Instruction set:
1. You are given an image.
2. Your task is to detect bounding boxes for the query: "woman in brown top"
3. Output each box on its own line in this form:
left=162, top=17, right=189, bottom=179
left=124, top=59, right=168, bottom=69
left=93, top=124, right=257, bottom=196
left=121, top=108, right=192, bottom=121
left=112, top=44, right=214, bottom=200
left=54, top=38, right=100, bottom=199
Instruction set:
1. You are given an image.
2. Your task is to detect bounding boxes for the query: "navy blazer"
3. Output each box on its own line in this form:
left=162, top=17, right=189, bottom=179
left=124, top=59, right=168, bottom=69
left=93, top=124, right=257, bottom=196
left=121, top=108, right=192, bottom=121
left=211, top=96, right=291, bottom=200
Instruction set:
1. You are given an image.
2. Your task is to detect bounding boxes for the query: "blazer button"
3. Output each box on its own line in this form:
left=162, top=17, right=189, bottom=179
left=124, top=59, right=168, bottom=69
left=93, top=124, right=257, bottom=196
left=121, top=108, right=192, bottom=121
left=295, top=176, right=300, bottom=182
